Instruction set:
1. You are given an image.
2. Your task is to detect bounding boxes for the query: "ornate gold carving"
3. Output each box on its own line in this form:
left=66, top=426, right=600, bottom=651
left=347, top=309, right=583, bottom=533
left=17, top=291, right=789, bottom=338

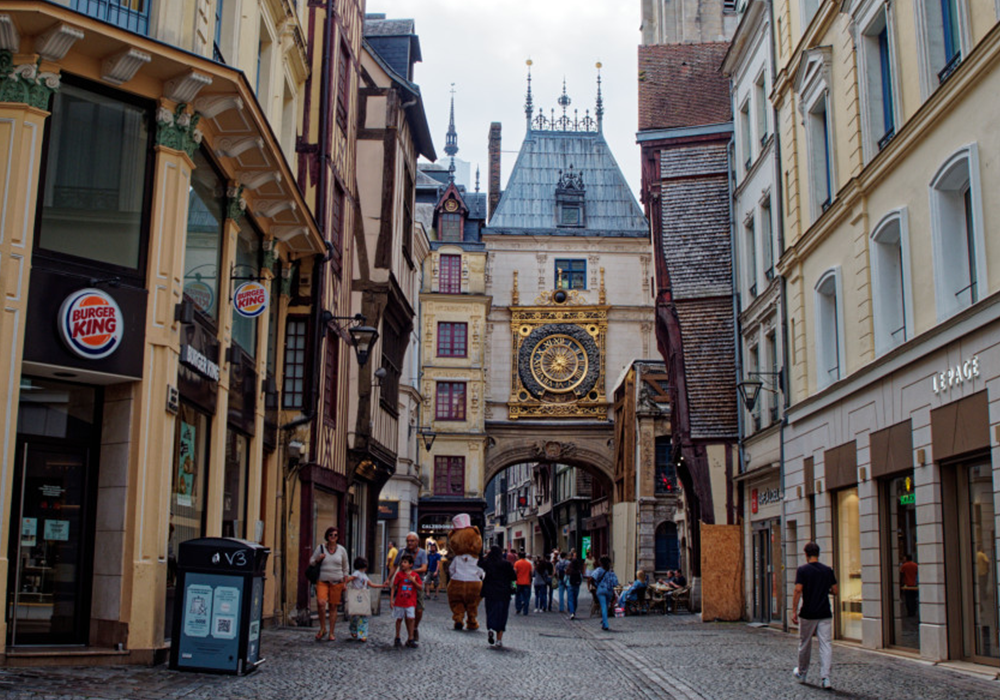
left=512, top=270, right=519, bottom=305
left=599, top=267, right=606, bottom=305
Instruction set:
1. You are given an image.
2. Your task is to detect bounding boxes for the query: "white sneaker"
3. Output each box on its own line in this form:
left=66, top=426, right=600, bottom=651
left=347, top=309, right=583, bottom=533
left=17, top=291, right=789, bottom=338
left=820, top=678, right=832, bottom=690
left=793, top=667, right=806, bottom=684
left=495, top=640, right=503, bottom=648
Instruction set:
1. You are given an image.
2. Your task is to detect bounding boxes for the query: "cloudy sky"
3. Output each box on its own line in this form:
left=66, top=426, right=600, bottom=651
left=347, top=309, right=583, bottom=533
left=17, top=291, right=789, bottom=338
left=370, top=0, right=643, bottom=197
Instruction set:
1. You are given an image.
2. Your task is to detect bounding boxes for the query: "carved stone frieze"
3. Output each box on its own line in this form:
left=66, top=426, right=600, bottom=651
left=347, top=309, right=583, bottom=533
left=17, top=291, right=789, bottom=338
left=0, top=51, right=60, bottom=110
left=156, top=103, right=203, bottom=158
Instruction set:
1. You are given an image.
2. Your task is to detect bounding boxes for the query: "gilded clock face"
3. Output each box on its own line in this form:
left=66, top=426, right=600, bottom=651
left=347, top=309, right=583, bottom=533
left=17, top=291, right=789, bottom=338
left=530, top=334, right=588, bottom=393
left=444, top=199, right=459, bottom=212
left=517, top=323, right=601, bottom=400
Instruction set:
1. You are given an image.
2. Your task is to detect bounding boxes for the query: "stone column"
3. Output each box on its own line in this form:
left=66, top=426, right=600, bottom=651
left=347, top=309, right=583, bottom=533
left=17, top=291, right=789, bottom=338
left=0, top=52, right=58, bottom=651
left=124, top=102, right=201, bottom=653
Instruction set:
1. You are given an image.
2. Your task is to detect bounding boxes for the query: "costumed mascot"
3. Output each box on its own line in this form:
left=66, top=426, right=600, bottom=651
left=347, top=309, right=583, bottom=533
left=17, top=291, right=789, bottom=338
left=446, top=513, right=484, bottom=630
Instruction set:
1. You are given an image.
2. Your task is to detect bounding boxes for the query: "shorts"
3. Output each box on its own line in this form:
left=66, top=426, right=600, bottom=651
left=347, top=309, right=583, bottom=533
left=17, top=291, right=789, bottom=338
left=316, top=580, right=344, bottom=609
left=393, top=605, right=416, bottom=620
left=425, top=572, right=439, bottom=586
left=416, top=585, right=425, bottom=612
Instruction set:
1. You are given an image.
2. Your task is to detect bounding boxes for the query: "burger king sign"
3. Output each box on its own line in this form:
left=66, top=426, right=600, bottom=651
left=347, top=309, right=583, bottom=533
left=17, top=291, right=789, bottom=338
left=233, top=281, right=269, bottom=318
left=58, top=288, right=124, bottom=360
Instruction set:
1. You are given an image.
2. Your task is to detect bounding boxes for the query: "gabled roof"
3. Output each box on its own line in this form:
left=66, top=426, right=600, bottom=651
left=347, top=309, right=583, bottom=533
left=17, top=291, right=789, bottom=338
left=638, top=43, right=731, bottom=131
left=487, top=130, right=647, bottom=237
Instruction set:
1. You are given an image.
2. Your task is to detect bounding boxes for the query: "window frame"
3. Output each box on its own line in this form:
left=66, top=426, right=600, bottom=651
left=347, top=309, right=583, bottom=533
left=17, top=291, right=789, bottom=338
left=761, top=196, right=774, bottom=280
left=439, top=212, right=463, bottom=242
left=744, top=214, right=757, bottom=298
left=437, top=321, right=468, bottom=358
left=755, top=71, right=769, bottom=145
left=869, top=209, right=913, bottom=356
left=814, top=267, right=846, bottom=390
left=929, top=144, right=986, bottom=320
left=439, top=253, right=462, bottom=294
left=795, top=48, right=836, bottom=222
left=433, top=456, right=466, bottom=496
left=554, top=258, right=587, bottom=290
left=336, top=40, right=351, bottom=132
left=282, top=316, right=309, bottom=410
left=435, top=381, right=467, bottom=421
left=850, top=3, right=901, bottom=161
left=740, top=98, right=753, bottom=172
left=323, top=329, right=340, bottom=426
left=914, top=0, right=970, bottom=96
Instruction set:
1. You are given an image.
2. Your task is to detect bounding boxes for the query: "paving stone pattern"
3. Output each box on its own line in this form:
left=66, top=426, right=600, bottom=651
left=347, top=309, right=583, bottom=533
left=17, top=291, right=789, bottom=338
left=0, top=592, right=997, bottom=700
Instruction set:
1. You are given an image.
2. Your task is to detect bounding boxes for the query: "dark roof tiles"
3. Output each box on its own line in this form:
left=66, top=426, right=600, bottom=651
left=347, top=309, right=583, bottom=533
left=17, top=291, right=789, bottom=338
left=638, top=43, right=732, bottom=131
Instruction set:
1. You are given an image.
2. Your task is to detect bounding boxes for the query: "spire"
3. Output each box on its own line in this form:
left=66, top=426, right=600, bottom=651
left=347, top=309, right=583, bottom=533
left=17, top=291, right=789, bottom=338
left=475, top=165, right=480, bottom=193
left=444, top=83, right=459, bottom=158
left=525, top=59, right=534, bottom=130
left=595, top=62, right=604, bottom=133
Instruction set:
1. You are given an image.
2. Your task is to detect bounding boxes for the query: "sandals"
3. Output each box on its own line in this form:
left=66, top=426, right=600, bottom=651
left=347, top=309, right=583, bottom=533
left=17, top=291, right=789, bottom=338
left=315, top=630, right=327, bottom=641
left=328, top=634, right=336, bottom=641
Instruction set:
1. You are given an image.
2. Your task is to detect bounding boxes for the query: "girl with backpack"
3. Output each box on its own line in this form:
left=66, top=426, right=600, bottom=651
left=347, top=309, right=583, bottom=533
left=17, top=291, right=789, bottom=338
left=591, top=555, right=619, bottom=631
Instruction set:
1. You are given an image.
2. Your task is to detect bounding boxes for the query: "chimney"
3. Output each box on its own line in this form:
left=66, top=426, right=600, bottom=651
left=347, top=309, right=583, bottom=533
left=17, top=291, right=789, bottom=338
left=488, top=121, right=501, bottom=222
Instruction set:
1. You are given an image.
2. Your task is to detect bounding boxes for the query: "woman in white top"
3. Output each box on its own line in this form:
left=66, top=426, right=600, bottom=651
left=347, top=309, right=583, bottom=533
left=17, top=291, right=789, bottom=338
left=309, top=526, right=350, bottom=641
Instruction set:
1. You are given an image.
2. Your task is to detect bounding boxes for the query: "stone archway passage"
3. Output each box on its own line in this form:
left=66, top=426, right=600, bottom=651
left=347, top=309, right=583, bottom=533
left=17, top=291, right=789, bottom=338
left=483, top=421, right=615, bottom=487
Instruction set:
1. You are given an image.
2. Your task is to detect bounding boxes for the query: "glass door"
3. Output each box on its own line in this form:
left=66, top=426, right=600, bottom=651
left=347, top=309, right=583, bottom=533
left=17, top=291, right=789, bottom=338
left=966, top=462, right=998, bottom=662
left=835, top=487, right=862, bottom=640
left=884, top=473, right=919, bottom=649
left=9, top=443, right=92, bottom=645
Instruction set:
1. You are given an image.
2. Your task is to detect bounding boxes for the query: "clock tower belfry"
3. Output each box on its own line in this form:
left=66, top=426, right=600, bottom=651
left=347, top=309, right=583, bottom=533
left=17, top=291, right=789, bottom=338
left=508, top=269, right=609, bottom=419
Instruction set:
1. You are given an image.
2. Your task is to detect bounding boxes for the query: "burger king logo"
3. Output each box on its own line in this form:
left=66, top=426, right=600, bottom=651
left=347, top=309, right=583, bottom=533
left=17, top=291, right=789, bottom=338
left=233, top=281, right=269, bottom=319
left=58, top=289, right=124, bottom=360
left=183, top=280, right=215, bottom=314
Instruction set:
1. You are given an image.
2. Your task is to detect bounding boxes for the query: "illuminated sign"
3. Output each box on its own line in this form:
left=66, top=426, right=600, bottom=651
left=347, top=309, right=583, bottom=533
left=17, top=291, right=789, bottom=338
left=58, top=288, right=124, bottom=359
left=233, top=281, right=269, bottom=318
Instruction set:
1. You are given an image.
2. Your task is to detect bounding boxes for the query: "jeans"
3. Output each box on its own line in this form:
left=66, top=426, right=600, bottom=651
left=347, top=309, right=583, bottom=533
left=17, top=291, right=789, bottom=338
left=797, top=617, right=833, bottom=680
left=558, top=578, right=568, bottom=612
left=534, top=583, right=548, bottom=610
left=568, top=584, right=581, bottom=615
left=597, top=591, right=613, bottom=629
left=515, top=585, right=531, bottom=615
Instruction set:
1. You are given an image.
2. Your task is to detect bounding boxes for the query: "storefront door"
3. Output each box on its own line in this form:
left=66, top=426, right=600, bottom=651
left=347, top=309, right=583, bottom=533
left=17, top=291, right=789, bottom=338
left=963, top=462, right=998, bottom=663
left=834, top=487, right=862, bottom=640
left=9, top=443, right=93, bottom=645
left=883, top=473, right=919, bottom=649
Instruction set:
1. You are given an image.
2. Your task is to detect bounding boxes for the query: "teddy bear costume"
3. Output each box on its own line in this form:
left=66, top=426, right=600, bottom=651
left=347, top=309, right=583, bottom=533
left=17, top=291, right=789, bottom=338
left=446, top=513, right=484, bottom=630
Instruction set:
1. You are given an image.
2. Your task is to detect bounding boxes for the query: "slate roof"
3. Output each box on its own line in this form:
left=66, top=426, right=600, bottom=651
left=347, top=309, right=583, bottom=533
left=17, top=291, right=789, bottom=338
left=487, top=130, right=647, bottom=237
left=675, top=298, right=738, bottom=439
left=638, top=43, right=731, bottom=131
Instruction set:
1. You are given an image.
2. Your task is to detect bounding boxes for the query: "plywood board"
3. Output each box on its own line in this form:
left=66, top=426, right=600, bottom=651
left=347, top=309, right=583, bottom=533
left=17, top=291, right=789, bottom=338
left=700, top=524, right=744, bottom=621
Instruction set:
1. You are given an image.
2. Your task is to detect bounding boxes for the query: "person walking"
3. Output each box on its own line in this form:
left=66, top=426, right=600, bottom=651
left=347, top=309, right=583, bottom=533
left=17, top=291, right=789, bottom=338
left=390, top=532, right=428, bottom=641
left=480, top=545, right=517, bottom=648
left=792, top=542, right=838, bottom=690
left=309, top=527, right=350, bottom=641
left=566, top=553, right=583, bottom=619
left=591, top=555, right=619, bottom=631
left=346, top=557, right=384, bottom=642
left=390, top=553, right=422, bottom=648
left=533, top=556, right=549, bottom=613
left=506, top=547, right=518, bottom=565
left=385, top=540, right=397, bottom=581
left=555, top=551, right=569, bottom=612
left=426, top=541, right=442, bottom=600
left=513, top=550, right=533, bottom=615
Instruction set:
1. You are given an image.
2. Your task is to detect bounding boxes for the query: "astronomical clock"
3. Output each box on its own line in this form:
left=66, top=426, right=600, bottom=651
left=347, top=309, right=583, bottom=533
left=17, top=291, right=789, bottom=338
left=508, top=270, right=608, bottom=419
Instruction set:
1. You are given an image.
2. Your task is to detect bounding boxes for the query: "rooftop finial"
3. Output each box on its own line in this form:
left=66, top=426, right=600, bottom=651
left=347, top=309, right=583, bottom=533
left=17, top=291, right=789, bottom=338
left=595, top=62, right=604, bottom=133
left=557, top=77, right=571, bottom=118
left=475, top=165, right=480, bottom=193
left=444, top=83, right=459, bottom=158
left=525, top=59, right=534, bottom=130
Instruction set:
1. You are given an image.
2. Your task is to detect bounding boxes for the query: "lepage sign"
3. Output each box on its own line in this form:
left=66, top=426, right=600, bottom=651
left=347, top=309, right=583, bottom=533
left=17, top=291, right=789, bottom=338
left=58, top=289, right=123, bottom=359
left=233, top=281, right=268, bottom=319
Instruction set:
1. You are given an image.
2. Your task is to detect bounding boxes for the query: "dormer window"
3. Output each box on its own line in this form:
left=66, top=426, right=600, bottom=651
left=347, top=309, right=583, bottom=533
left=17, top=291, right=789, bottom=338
left=437, top=195, right=465, bottom=242
left=555, top=166, right=585, bottom=228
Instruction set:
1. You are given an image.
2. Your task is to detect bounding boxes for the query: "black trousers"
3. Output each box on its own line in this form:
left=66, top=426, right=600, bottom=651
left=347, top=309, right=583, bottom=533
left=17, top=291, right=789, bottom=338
left=485, top=595, right=512, bottom=631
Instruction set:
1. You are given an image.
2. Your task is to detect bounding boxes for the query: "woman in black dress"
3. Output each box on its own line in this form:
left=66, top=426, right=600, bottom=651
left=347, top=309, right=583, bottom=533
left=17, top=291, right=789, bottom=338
left=480, top=545, right=517, bottom=648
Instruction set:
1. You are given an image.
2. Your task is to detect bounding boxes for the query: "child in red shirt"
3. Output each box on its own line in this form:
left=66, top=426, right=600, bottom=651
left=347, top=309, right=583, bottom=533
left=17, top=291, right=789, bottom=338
left=391, top=553, right=423, bottom=648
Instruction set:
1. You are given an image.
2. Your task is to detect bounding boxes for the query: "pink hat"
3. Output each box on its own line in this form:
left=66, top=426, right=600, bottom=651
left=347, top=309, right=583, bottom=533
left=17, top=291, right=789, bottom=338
left=452, top=513, right=471, bottom=529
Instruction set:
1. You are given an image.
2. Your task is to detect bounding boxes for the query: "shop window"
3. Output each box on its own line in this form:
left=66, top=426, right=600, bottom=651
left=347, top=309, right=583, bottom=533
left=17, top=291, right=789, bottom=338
left=554, top=259, right=586, bottom=290
left=282, top=317, right=308, bottom=409
left=437, top=322, right=467, bottom=357
left=183, top=148, right=226, bottom=322
left=883, top=472, right=919, bottom=649
left=814, top=268, right=844, bottom=389
left=930, top=146, right=985, bottom=319
left=435, top=381, right=466, bottom=421
left=870, top=211, right=911, bottom=354
left=434, top=456, right=466, bottom=496
left=37, top=80, right=153, bottom=275
left=654, top=436, right=676, bottom=494
left=834, top=487, right=862, bottom=640
left=439, top=254, right=462, bottom=294
left=222, top=430, right=249, bottom=538
left=171, top=405, right=210, bottom=569
left=232, top=219, right=262, bottom=358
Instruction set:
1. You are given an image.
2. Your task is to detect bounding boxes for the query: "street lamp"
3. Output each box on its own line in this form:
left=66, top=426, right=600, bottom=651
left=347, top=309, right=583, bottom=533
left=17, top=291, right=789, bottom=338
left=736, top=371, right=782, bottom=411
left=418, top=428, right=436, bottom=451
left=321, top=311, right=379, bottom=367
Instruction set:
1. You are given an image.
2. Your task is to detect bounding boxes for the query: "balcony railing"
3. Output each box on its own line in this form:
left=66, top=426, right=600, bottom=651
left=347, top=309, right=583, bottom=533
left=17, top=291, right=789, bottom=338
left=73, top=0, right=150, bottom=36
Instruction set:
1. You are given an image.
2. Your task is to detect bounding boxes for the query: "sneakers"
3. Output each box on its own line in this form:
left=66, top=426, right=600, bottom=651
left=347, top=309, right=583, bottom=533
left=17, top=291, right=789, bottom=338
left=487, top=629, right=495, bottom=645
left=495, top=640, right=503, bottom=649
left=820, top=678, right=832, bottom=690
left=393, top=637, right=402, bottom=648
left=569, top=613, right=576, bottom=620
left=793, top=667, right=806, bottom=684
left=405, top=639, right=418, bottom=648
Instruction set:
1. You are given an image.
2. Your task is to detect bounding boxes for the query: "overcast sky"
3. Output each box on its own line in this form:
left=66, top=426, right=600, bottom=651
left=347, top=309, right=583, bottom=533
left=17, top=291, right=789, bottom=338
left=370, top=0, right=643, bottom=198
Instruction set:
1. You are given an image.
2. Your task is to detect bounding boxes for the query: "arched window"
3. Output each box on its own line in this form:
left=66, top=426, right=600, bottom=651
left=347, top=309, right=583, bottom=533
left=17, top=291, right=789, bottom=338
left=814, top=268, right=845, bottom=390
left=870, top=210, right=912, bottom=355
left=655, top=522, right=679, bottom=572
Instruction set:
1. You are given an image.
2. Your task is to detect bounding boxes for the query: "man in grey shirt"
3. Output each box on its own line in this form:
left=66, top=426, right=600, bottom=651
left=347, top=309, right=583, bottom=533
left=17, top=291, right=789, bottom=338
left=391, top=532, right=428, bottom=640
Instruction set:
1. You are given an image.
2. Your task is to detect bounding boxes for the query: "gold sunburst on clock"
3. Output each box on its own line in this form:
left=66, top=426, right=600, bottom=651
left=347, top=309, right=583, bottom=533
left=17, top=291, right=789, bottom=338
left=530, top=334, right=589, bottom=393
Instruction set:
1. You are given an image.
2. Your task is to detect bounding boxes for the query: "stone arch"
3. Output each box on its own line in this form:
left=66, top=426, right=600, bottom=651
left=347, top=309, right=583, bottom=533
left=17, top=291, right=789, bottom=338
left=483, top=421, right=615, bottom=488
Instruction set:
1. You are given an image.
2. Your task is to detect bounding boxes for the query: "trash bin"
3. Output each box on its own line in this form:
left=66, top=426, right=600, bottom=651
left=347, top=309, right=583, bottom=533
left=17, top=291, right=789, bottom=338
left=169, top=537, right=269, bottom=675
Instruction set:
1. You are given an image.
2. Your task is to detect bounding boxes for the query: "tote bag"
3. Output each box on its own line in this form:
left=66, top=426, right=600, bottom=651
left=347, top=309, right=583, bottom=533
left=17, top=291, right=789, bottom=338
left=345, top=587, right=371, bottom=616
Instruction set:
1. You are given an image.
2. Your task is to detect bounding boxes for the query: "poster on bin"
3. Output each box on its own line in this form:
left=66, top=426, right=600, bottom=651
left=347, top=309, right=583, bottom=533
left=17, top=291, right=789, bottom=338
left=176, top=572, right=245, bottom=671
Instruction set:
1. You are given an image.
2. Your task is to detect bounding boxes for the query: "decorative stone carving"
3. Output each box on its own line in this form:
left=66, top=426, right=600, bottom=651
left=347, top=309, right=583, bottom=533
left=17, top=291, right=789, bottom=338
left=194, top=94, right=244, bottom=119
left=0, top=15, right=19, bottom=52
left=272, top=225, right=307, bottom=242
left=239, top=170, right=282, bottom=191
left=254, top=199, right=296, bottom=219
left=164, top=69, right=213, bottom=103
left=532, top=440, right=577, bottom=461
left=156, top=103, right=202, bottom=158
left=35, top=23, right=84, bottom=61
left=0, top=52, right=60, bottom=110
left=101, top=47, right=151, bottom=86
left=214, top=135, right=263, bottom=159
left=262, top=237, right=277, bottom=268
left=226, top=184, right=246, bottom=221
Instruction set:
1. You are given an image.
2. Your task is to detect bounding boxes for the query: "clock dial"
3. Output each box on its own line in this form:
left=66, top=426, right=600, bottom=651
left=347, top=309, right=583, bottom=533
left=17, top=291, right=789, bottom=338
left=444, top=199, right=459, bottom=212
left=530, top=334, right=588, bottom=393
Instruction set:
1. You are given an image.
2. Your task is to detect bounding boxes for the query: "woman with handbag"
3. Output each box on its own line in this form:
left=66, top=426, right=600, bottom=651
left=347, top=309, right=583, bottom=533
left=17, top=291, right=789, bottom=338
left=309, top=527, right=350, bottom=641
left=480, top=545, right=517, bottom=648
left=591, top=555, right=619, bottom=631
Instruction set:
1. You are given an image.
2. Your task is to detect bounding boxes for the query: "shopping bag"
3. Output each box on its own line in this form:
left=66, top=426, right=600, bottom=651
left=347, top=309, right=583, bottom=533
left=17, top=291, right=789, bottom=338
left=345, top=588, right=371, bottom=616
left=614, top=606, right=625, bottom=618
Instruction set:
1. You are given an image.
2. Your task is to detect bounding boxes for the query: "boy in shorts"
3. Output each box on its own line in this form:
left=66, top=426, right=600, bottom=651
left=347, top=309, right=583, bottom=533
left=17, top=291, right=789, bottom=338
left=391, top=553, right=422, bottom=648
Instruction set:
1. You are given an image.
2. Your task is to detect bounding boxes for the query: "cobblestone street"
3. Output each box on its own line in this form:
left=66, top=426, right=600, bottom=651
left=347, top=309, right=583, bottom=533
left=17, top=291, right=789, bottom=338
left=1, top=593, right=998, bottom=700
